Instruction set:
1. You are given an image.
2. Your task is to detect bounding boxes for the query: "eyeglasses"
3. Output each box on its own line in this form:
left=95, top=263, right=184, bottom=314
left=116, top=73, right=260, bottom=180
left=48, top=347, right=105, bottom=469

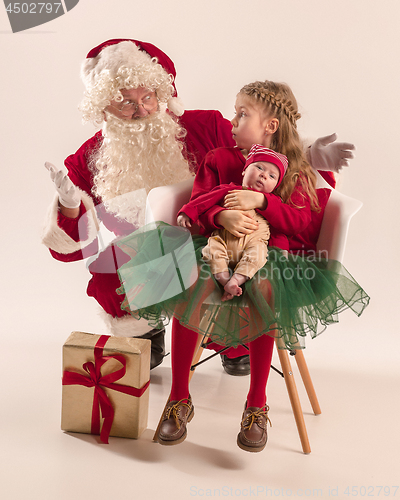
left=109, top=94, right=159, bottom=116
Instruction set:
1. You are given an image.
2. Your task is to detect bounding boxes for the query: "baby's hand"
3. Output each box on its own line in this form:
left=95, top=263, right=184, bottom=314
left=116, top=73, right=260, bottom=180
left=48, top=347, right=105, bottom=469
left=224, top=190, right=266, bottom=211
left=177, top=213, right=192, bottom=228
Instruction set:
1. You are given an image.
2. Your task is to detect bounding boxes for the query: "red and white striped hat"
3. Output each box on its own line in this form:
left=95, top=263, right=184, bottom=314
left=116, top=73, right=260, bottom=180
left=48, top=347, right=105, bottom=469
left=244, top=144, right=288, bottom=187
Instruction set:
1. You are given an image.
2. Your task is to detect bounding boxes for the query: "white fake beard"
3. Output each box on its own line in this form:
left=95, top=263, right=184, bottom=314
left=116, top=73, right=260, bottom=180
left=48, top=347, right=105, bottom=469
left=91, top=110, right=192, bottom=225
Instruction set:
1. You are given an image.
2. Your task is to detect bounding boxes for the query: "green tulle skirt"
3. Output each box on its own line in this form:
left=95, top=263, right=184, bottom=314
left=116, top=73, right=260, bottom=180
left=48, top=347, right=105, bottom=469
left=116, top=222, right=370, bottom=349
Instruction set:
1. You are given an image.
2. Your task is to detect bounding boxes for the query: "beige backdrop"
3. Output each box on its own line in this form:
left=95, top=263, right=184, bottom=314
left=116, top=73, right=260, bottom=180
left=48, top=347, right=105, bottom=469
left=0, top=0, right=399, bottom=497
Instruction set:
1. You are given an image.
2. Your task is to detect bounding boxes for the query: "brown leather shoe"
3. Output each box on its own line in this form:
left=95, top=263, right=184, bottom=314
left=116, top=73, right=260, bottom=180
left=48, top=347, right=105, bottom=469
left=237, top=403, right=271, bottom=452
left=158, top=397, right=194, bottom=446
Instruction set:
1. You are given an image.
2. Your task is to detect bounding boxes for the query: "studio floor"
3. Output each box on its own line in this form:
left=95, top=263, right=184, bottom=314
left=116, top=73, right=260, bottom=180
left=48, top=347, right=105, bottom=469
left=1, top=313, right=399, bottom=500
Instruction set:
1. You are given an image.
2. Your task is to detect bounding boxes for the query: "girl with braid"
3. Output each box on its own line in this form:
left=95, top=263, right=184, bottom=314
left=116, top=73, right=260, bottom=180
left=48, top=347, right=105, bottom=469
left=116, top=80, right=369, bottom=452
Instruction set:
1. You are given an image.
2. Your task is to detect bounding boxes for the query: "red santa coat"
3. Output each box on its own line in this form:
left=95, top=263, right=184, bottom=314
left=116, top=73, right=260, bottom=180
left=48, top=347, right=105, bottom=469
left=42, top=110, right=235, bottom=325
left=45, top=110, right=234, bottom=262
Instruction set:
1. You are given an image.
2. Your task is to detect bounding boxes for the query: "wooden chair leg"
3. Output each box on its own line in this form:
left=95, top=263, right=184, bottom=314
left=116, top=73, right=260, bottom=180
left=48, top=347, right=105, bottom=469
left=293, top=349, right=321, bottom=415
left=188, top=304, right=218, bottom=379
left=275, top=340, right=311, bottom=454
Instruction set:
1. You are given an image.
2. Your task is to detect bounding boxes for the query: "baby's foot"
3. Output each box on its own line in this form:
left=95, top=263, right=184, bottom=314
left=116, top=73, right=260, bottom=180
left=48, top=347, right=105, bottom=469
left=221, top=290, right=234, bottom=301
left=221, top=278, right=243, bottom=301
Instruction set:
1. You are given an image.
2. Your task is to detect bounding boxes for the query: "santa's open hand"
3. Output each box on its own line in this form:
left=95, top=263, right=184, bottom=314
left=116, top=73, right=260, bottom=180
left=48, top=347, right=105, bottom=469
left=45, top=162, right=81, bottom=209
left=309, top=133, right=356, bottom=173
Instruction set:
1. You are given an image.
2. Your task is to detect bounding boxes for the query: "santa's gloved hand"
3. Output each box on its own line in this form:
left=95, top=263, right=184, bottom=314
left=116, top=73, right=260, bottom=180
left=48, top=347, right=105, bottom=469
left=45, top=162, right=81, bottom=209
left=308, top=133, right=356, bottom=173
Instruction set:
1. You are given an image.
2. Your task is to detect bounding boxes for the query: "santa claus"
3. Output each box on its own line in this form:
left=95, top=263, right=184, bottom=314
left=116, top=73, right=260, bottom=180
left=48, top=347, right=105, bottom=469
left=42, top=39, right=236, bottom=369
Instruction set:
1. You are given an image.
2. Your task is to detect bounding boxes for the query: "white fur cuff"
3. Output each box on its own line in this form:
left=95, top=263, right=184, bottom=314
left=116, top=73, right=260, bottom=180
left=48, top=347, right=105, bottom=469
left=100, top=310, right=156, bottom=337
left=41, top=188, right=99, bottom=254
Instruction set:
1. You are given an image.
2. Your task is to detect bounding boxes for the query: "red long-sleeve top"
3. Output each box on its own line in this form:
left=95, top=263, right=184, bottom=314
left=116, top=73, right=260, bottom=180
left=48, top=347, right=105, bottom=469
left=189, top=147, right=333, bottom=253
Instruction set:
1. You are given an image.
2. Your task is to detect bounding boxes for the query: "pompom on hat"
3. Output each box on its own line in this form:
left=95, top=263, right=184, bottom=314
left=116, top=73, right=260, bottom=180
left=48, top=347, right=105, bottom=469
left=244, top=144, right=288, bottom=188
left=81, top=38, right=184, bottom=116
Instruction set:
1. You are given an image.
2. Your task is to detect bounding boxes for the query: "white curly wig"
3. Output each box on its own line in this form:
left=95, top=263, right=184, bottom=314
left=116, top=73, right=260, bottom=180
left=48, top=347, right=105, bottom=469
left=80, top=39, right=184, bottom=124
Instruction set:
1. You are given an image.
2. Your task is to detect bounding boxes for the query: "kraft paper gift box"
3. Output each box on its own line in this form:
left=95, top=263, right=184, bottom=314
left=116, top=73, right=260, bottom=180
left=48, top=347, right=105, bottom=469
left=61, top=331, right=150, bottom=443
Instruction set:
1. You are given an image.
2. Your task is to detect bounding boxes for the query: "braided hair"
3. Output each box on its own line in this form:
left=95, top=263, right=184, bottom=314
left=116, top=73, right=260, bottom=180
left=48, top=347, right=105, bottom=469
left=239, top=81, right=319, bottom=211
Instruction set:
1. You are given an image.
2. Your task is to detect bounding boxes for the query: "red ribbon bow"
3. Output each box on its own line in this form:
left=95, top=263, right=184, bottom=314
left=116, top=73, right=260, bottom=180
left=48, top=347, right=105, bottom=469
left=62, top=335, right=149, bottom=443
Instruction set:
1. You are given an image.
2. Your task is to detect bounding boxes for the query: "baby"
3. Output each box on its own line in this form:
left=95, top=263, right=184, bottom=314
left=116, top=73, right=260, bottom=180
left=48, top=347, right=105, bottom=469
left=178, top=145, right=288, bottom=300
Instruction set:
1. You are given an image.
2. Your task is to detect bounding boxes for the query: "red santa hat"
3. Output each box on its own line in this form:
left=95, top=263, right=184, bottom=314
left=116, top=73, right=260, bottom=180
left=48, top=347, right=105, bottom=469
left=244, top=144, right=288, bottom=187
left=81, top=38, right=184, bottom=116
